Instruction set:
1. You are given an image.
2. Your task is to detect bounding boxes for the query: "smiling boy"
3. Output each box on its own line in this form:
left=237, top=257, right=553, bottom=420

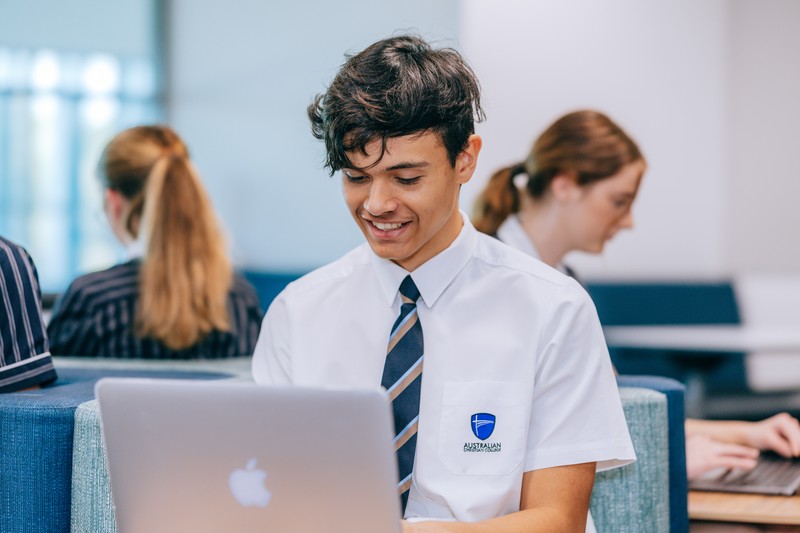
left=252, top=35, right=634, bottom=532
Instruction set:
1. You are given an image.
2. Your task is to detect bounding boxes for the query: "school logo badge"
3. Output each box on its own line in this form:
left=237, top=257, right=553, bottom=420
left=470, top=413, right=496, bottom=441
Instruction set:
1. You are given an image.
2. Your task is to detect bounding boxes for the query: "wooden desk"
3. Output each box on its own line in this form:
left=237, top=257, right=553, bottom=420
left=690, top=490, right=800, bottom=525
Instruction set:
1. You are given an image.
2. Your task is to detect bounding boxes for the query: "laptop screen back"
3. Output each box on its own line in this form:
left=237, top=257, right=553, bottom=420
left=96, top=378, right=402, bottom=533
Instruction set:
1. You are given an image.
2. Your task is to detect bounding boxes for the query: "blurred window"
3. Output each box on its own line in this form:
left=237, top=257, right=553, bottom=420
left=0, top=47, right=162, bottom=292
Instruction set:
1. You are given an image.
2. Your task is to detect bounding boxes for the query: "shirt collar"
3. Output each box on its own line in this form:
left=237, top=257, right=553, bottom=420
left=125, top=238, right=146, bottom=261
left=370, top=211, right=477, bottom=309
left=496, top=214, right=571, bottom=275
left=496, top=214, right=540, bottom=259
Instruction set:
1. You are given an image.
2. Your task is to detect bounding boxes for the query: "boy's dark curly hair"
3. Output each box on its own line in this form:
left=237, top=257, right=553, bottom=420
left=308, top=35, right=484, bottom=174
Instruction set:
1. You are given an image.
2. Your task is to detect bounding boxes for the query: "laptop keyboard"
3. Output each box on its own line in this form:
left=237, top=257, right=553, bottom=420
left=690, top=452, right=800, bottom=495
left=723, top=456, right=800, bottom=487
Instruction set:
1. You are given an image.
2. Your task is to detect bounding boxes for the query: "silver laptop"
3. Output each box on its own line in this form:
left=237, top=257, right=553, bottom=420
left=96, top=378, right=402, bottom=533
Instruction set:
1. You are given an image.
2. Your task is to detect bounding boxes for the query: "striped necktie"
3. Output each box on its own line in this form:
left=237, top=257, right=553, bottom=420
left=382, top=275, right=424, bottom=514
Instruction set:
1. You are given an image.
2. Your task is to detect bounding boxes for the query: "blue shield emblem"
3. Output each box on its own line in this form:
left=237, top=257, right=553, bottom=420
left=470, top=413, right=496, bottom=441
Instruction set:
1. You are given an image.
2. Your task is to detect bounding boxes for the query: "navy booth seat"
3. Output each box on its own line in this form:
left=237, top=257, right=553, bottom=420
left=0, top=367, right=230, bottom=533
left=242, top=270, right=305, bottom=313
left=586, top=280, right=748, bottom=394
left=586, top=281, right=741, bottom=326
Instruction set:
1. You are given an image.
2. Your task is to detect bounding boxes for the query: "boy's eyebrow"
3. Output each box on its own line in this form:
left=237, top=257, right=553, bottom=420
left=342, top=160, right=430, bottom=174
left=384, top=161, right=429, bottom=172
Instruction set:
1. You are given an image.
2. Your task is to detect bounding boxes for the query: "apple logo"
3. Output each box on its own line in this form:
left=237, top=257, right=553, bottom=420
left=228, top=458, right=272, bottom=507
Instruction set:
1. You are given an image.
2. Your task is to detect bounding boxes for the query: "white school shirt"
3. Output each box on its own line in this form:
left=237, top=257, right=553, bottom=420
left=252, top=214, right=634, bottom=526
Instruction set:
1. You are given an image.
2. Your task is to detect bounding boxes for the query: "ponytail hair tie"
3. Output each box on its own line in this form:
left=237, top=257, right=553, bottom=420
left=510, top=163, right=528, bottom=190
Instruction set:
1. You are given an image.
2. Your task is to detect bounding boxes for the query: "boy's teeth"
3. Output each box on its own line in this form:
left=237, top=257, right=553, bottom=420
left=374, top=222, right=403, bottom=231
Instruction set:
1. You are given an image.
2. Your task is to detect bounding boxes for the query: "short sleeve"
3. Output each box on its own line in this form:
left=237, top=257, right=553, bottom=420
left=525, top=281, right=635, bottom=472
left=251, top=288, right=293, bottom=385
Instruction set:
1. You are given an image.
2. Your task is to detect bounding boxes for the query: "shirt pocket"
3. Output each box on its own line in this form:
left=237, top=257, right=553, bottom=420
left=437, top=381, right=526, bottom=476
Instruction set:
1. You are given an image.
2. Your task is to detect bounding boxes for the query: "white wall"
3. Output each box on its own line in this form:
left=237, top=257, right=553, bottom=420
left=168, top=0, right=460, bottom=271
left=0, top=0, right=157, bottom=57
left=460, top=0, right=730, bottom=279
left=167, top=0, right=800, bottom=279
left=726, top=0, right=800, bottom=273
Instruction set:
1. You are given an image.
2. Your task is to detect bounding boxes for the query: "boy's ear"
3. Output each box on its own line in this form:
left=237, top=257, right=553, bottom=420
left=455, top=134, right=482, bottom=185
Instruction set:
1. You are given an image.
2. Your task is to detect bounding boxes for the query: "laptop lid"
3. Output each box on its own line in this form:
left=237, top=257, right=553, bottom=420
left=96, top=378, right=402, bottom=533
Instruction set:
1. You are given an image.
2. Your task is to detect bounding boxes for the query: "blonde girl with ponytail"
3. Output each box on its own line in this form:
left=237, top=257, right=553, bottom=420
left=48, top=126, right=263, bottom=358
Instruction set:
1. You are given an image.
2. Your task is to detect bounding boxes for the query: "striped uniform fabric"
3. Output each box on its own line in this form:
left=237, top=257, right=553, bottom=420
left=47, top=260, right=263, bottom=359
left=381, top=275, right=424, bottom=513
left=0, top=237, right=57, bottom=392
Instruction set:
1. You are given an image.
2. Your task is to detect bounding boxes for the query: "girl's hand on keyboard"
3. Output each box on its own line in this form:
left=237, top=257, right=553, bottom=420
left=686, top=434, right=759, bottom=481
left=746, top=413, right=800, bottom=458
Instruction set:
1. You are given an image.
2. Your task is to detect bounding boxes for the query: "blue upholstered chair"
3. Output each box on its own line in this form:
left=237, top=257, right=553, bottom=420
left=0, top=365, right=235, bottom=533
left=614, top=375, right=688, bottom=533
